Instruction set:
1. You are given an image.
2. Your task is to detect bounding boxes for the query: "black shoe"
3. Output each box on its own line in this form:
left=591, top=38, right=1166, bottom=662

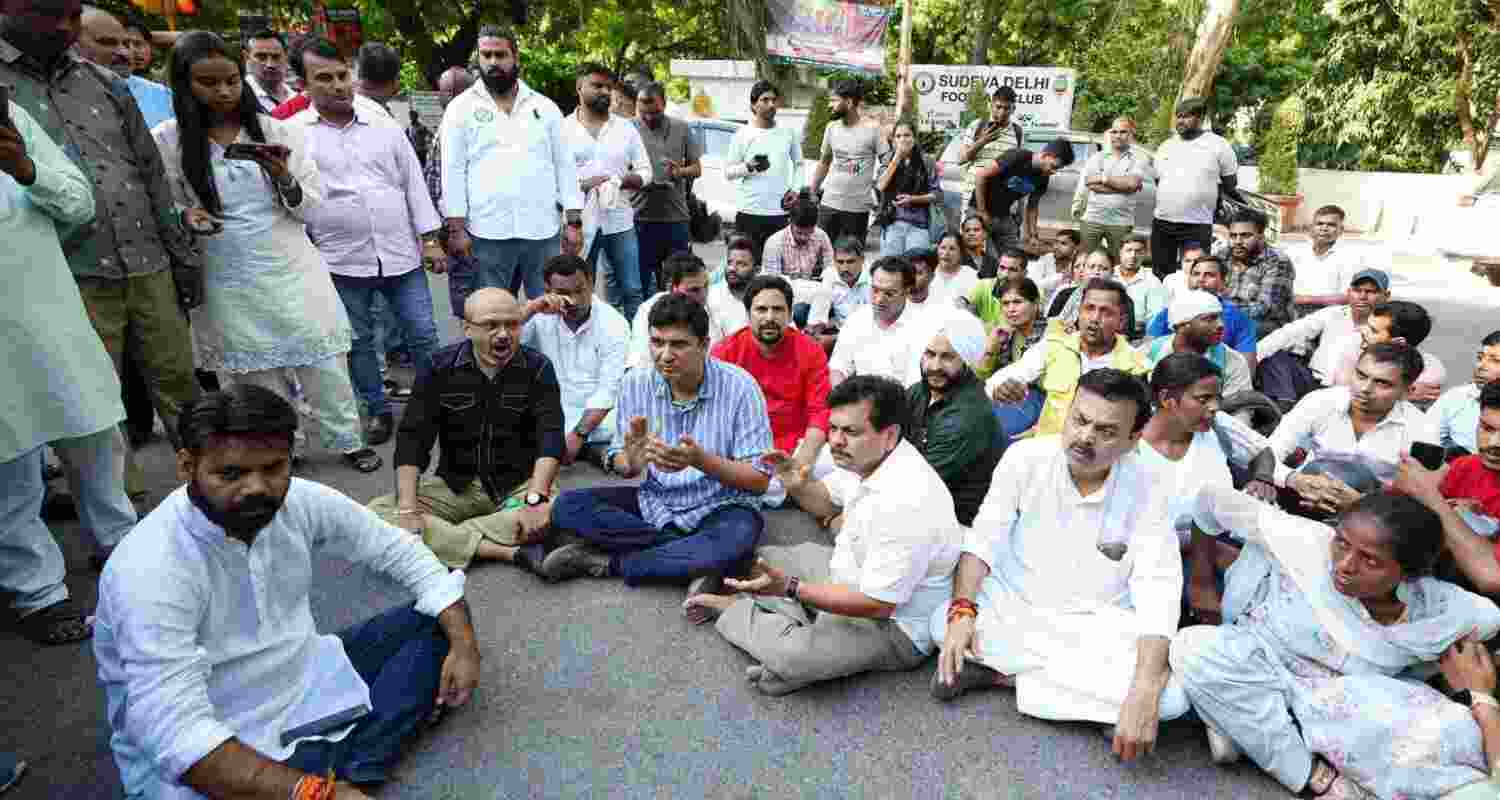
left=41, top=490, right=77, bottom=521
left=126, top=427, right=156, bottom=449
left=512, top=543, right=548, bottom=575
left=365, top=413, right=395, bottom=446
left=538, top=543, right=612, bottom=582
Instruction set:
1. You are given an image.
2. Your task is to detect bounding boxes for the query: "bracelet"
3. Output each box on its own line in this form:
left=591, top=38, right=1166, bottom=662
left=947, top=606, right=978, bottom=624
left=784, top=576, right=800, bottom=601
left=949, top=598, right=978, bottom=614
left=395, top=508, right=421, bottom=516
left=291, top=775, right=335, bottom=800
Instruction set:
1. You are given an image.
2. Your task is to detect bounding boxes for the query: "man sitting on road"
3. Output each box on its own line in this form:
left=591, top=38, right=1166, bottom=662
left=628, top=253, right=739, bottom=368
left=1140, top=291, right=1253, bottom=396
left=829, top=256, right=928, bottom=386
left=761, top=191, right=833, bottom=282
left=905, top=314, right=1002, bottom=526
left=544, top=295, right=773, bottom=588
left=1115, top=237, right=1167, bottom=342
left=1255, top=268, right=1390, bottom=411
left=1432, top=331, right=1500, bottom=455
left=987, top=279, right=1150, bottom=439
left=1270, top=343, right=1439, bottom=514
left=370, top=288, right=563, bottom=571
left=931, top=369, right=1188, bottom=763
left=1284, top=204, right=1389, bottom=318
left=682, top=376, right=961, bottom=696
left=1146, top=251, right=1258, bottom=368
left=903, top=246, right=938, bottom=316
left=1329, top=300, right=1445, bottom=409
left=95, top=386, right=480, bottom=800
left=712, top=275, right=833, bottom=505
left=519, top=255, right=630, bottom=470
left=1026, top=229, right=1079, bottom=299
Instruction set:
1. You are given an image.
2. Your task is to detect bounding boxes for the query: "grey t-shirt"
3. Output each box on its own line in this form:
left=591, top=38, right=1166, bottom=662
left=1149, top=130, right=1238, bottom=225
left=632, top=115, right=703, bottom=223
left=820, top=121, right=888, bottom=214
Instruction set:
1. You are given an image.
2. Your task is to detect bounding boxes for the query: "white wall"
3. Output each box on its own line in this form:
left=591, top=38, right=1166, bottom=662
left=1239, top=165, right=1475, bottom=251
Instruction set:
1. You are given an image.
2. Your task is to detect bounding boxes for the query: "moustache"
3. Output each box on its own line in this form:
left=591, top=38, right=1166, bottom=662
left=1069, top=443, right=1096, bottom=461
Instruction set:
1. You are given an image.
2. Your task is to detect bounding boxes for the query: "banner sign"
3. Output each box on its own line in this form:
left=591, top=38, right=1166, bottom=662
left=766, top=0, right=892, bottom=74
left=909, top=65, right=1077, bottom=132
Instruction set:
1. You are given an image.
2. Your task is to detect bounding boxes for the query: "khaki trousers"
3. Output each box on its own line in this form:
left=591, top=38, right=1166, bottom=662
left=713, top=544, right=927, bottom=695
left=368, top=476, right=537, bottom=569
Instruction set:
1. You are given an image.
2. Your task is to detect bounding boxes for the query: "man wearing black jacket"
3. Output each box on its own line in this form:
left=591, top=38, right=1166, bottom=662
left=369, top=288, right=564, bottom=571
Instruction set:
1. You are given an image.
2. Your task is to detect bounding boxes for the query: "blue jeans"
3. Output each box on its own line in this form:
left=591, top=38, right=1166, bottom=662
left=332, top=270, right=440, bottom=419
left=471, top=235, right=557, bottom=299
left=551, top=485, right=763, bottom=585
left=590, top=228, right=644, bottom=324
left=370, top=294, right=404, bottom=358
left=445, top=252, right=480, bottom=321
left=992, top=386, right=1045, bottom=444
left=881, top=220, right=931, bottom=257
left=636, top=220, right=691, bottom=296
left=283, top=605, right=450, bottom=785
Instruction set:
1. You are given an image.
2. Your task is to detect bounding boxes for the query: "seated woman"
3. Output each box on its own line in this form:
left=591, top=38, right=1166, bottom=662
left=958, top=214, right=999, bottom=279
left=973, top=277, right=1044, bottom=380
left=1172, top=485, right=1500, bottom=800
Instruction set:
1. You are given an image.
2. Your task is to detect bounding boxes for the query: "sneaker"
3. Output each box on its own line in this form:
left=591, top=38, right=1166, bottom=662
left=538, top=543, right=611, bottom=582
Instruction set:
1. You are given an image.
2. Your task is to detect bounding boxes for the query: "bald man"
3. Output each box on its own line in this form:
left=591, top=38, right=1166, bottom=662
left=76, top=6, right=130, bottom=76
left=370, top=289, right=565, bottom=571
left=427, top=66, right=480, bottom=319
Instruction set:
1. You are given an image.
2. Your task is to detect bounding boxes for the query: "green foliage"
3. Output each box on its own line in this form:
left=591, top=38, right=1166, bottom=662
left=1257, top=96, right=1304, bottom=194
left=802, top=89, right=833, bottom=160
left=819, top=69, right=896, bottom=106
left=960, top=81, right=989, bottom=129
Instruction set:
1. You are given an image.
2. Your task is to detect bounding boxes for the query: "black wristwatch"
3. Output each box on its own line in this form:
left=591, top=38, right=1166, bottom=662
left=524, top=491, right=549, bottom=507
left=784, top=576, right=800, bottom=601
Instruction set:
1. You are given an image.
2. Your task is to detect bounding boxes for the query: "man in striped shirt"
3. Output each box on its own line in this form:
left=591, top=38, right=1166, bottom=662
left=543, top=294, right=774, bottom=588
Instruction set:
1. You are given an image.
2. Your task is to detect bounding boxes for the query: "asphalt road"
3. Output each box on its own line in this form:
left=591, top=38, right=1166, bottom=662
left=2, top=242, right=1490, bottom=800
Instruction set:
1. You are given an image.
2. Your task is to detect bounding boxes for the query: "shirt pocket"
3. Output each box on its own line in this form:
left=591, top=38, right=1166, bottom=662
left=439, top=392, right=481, bottom=440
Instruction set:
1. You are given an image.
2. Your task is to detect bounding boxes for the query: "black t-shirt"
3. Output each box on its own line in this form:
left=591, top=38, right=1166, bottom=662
left=980, top=148, right=1050, bottom=217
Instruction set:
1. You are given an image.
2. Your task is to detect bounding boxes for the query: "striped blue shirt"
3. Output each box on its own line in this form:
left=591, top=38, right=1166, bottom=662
left=611, top=358, right=773, bottom=529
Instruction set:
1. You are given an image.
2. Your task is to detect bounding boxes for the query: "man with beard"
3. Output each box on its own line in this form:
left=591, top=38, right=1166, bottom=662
left=1215, top=207, right=1296, bottom=337
left=931, top=369, right=1188, bottom=762
left=1146, top=97, right=1238, bottom=279
left=632, top=80, right=701, bottom=297
left=1256, top=268, right=1389, bottom=411
left=245, top=29, right=294, bottom=109
left=439, top=26, right=583, bottom=299
left=292, top=37, right=445, bottom=448
left=519, top=255, right=629, bottom=470
left=628, top=252, right=741, bottom=368
left=726, top=80, right=802, bottom=264
left=715, top=234, right=756, bottom=335
left=680, top=375, right=961, bottom=696
left=1074, top=116, right=1149, bottom=262
left=829, top=256, right=926, bottom=387
left=808, top=78, right=887, bottom=247
left=1026, top=229, right=1078, bottom=298
left=94, top=386, right=481, bottom=800
left=2, top=0, right=200, bottom=524
left=1140, top=291, right=1253, bottom=395
left=563, top=62, right=651, bottom=323
left=1270, top=343, right=1438, bottom=513
left=905, top=313, right=1002, bottom=525
left=712, top=274, right=832, bottom=499
left=371, top=288, right=563, bottom=572
left=987, top=279, right=1150, bottom=438
left=762, top=190, right=834, bottom=281
left=424, top=66, right=479, bottom=319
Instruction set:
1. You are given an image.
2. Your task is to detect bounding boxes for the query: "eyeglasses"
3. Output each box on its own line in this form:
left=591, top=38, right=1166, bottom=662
left=464, top=318, right=520, bottom=333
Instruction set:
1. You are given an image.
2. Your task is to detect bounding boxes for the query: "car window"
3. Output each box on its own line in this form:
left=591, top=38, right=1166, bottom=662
left=702, top=126, right=734, bottom=158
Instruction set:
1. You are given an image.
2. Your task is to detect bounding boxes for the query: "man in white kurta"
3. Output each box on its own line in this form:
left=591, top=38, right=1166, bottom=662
left=931, top=369, right=1188, bottom=757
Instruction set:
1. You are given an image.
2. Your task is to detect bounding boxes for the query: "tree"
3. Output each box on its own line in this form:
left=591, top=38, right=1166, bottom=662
left=1408, top=0, right=1500, bottom=172
left=803, top=88, right=833, bottom=159
left=1178, top=0, right=1239, bottom=103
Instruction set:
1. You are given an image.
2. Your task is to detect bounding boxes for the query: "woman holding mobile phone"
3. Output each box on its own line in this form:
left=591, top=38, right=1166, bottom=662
left=151, top=32, right=380, bottom=473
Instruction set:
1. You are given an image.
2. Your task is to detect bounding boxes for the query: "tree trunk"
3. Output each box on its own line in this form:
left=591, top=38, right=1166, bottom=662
left=1178, top=0, right=1238, bottom=103
left=969, top=0, right=1000, bottom=65
left=1454, top=30, right=1497, bottom=174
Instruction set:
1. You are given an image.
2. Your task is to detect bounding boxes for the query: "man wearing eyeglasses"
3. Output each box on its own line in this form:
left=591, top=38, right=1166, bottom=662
left=1072, top=116, right=1149, bottom=263
left=368, top=288, right=564, bottom=574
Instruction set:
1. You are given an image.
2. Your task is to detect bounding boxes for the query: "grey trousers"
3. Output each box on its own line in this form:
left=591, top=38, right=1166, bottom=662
left=713, top=544, right=927, bottom=695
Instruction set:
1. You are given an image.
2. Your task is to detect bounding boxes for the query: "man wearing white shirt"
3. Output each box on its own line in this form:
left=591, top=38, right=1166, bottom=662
left=1284, top=205, right=1385, bottom=317
left=829, top=256, right=925, bottom=386
left=245, top=30, right=294, bottom=110
left=295, top=38, right=445, bottom=448
left=1028, top=229, right=1079, bottom=299
left=1256, top=268, right=1388, bottom=410
left=563, top=63, right=651, bottom=323
left=1433, top=331, right=1500, bottom=453
left=439, top=27, right=583, bottom=300
left=1147, top=97, right=1238, bottom=280
left=1271, top=343, right=1439, bottom=510
left=683, top=375, right=961, bottom=696
left=521, top=255, right=629, bottom=469
left=932, top=369, right=1187, bottom=761
left=94, top=386, right=480, bottom=800
left=725, top=80, right=802, bottom=264
left=628, top=253, right=737, bottom=369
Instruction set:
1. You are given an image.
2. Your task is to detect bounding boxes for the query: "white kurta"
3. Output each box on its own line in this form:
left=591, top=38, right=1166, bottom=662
left=933, top=436, right=1188, bottom=723
left=1135, top=431, right=1233, bottom=545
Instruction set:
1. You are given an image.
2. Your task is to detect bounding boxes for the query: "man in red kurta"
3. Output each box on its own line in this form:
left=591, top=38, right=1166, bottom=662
left=712, top=275, right=832, bottom=491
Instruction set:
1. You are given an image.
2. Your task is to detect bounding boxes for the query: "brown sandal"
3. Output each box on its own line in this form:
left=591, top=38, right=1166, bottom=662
left=18, top=601, right=92, bottom=646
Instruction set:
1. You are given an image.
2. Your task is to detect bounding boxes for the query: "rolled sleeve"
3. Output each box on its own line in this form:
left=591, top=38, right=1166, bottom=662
left=803, top=344, right=833, bottom=433
left=1267, top=391, right=1322, bottom=486
left=550, top=113, right=584, bottom=212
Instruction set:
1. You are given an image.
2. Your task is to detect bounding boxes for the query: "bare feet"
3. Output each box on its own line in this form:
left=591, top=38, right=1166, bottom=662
left=682, top=593, right=735, bottom=625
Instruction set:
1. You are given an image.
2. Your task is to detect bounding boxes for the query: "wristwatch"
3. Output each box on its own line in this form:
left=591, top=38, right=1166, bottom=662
left=524, top=491, right=549, bottom=507
left=1452, top=689, right=1500, bottom=709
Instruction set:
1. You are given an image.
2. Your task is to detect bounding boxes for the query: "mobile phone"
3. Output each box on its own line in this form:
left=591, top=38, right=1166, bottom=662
left=0, top=84, right=11, bottom=129
left=752, top=154, right=770, bottom=172
left=1412, top=441, right=1445, bottom=471
left=279, top=703, right=370, bottom=747
left=224, top=142, right=288, bottom=162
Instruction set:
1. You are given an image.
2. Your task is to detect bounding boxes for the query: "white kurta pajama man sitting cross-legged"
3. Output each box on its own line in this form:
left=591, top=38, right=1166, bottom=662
left=931, top=436, right=1190, bottom=723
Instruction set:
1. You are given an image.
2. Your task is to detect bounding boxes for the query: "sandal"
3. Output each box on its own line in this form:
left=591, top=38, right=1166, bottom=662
left=382, top=378, right=413, bottom=399
left=1301, top=757, right=1338, bottom=797
left=342, top=448, right=384, bottom=473
left=18, top=601, right=92, bottom=646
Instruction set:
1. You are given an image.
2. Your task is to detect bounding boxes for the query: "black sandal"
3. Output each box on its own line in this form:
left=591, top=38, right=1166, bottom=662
left=18, top=601, right=92, bottom=646
left=342, top=448, right=383, bottom=473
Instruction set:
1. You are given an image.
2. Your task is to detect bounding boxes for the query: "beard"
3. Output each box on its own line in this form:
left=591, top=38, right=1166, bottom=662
left=586, top=93, right=610, bottom=114
left=481, top=64, right=519, bottom=95
left=754, top=323, right=784, bottom=346
left=187, top=480, right=284, bottom=538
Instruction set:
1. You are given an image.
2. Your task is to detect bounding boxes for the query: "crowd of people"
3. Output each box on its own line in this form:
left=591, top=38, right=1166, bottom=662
left=8, top=2, right=1500, bottom=797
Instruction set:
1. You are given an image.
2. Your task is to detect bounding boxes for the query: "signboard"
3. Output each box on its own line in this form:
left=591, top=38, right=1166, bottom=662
left=909, top=65, right=1077, bottom=132
left=408, top=91, right=444, bottom=130
left=766, top=0, right=892, bottom=74
left=313, top=4, right=363, bottom=58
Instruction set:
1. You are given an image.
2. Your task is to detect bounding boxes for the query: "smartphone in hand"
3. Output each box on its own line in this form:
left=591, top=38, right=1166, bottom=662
left=1412, top=441, right=1446, bottom=472
left=223, top=142, right=289, bottom=162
